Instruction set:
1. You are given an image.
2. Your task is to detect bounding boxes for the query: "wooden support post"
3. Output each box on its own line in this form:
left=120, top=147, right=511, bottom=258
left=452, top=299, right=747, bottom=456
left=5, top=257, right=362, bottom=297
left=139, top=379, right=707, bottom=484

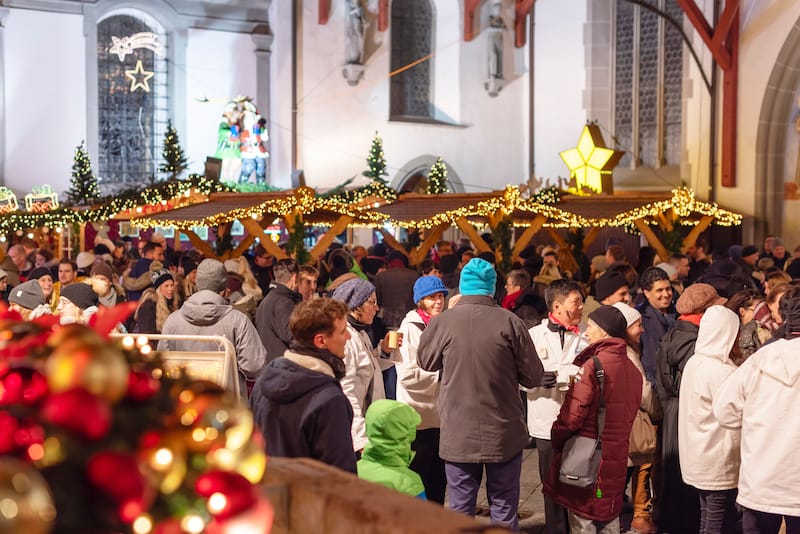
left=182, top=229, right=218, bottom=260
left=583, top=226, right=601, bottom=248
left=310, top=215, right=354, bottom=261
left=511, top=215, right=547, bottom=258
left=546, top=228, right=569, bottom=250
left=681, top=215, right=714, bottom=251
left=634, top=219, right=670, bottom=263
left=378, top=229, right=411, bottom=258
left=464, top=0, right=480, bottom=41
left=318, top=0, right=330, bottom=24
left=378, top=0, right=389, bottom=31
left=240, top=218, right=288, bottom=260
left=515, top=0, right=536, bottom=48
left=455, top=218, right=493, bottom=254
left=412, top=222, right=451, bottom=265
left=228, top=234, right=257, bottom=260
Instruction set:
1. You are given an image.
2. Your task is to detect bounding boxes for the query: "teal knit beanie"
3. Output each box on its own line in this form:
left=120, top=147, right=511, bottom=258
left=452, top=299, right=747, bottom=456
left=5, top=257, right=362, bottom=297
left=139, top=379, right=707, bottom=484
left=459, top=258, right=496, bottom=296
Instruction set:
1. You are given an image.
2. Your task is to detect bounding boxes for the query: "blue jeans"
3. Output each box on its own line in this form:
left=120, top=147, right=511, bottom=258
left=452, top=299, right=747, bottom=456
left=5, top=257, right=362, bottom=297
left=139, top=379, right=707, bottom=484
left=445, top=452, right=523, bottom=531
left=698, top=488, right=738, bottom=534
left=240, top=157, right=266, bottom=183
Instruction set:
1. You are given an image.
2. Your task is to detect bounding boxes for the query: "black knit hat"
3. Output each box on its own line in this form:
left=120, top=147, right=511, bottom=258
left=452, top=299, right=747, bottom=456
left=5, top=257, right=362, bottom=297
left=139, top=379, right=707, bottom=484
left=28, top=267, right=52, bottom=281
left=594, top=273, right=628, bottom=302
left=61, top=283, right=99, bottom=310
left=588, top=305, right=628, bottom=338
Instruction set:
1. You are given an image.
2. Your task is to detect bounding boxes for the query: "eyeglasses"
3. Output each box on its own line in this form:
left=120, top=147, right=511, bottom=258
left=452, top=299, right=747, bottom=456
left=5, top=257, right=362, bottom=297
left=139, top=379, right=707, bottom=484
left=363, top=298, right=378, bottom=307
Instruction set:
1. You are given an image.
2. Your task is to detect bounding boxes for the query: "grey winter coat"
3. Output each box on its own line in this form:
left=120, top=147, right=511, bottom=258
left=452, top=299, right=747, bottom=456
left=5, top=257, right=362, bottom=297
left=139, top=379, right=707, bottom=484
left=417, top=295, right=543, bottom=463
left=158, top=290, right=267, bottom=396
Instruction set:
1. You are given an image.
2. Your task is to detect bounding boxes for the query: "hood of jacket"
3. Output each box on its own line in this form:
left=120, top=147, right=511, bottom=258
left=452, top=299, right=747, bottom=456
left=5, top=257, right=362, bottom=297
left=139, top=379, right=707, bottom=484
left=752, top=337, right=800, bottom=387
left=695, top=305, right=740, bottom=364
left=259, top=357, right=338, bottom=404
left=573, top=336, right=628, bottom=367
left=179, top=290, right=233, bottom=326
left=361, top=399, right=421, bottom=468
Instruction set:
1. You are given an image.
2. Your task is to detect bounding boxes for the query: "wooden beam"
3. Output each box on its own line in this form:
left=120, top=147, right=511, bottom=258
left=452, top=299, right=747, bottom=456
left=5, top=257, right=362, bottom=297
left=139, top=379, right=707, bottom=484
left=240, top=217, right=288, bottom=260
left=515, top=0, right=535, bottom=48
left=310, top=215, right=354, bottom=261
left=412, top=222, right=450, bottom=265
left=681, top=215, right=714, bottom=251
left=228, top=233, right=257, bottom=260
left=464, top=0, right=481, bottom=42
left=583, top=226, right=601, bottom=248
left=676, top=0, right=720, bottom=64
left=511, top=214, right=546, bottom=258
left=318, top=0, right=330, bottom=24
left=378, top=0, right=389, bottom=32
left=378, top=229, right=410, bottom=258
left=634, top=219, right=670, bottom=263
left=710, top=0, right=739, bottom=67
left=545, top=228, right=568, bottom=250
left=720, top=7, right=739, bottom=187
left=455, top=218, right=493, bottom=254
left=182, top=228, right=218, bottom=260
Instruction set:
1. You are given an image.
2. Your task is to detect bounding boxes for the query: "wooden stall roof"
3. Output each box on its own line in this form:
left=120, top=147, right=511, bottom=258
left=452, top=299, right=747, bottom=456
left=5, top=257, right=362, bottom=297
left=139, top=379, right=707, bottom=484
left=130, top=187, right=387, bottom=229
left=370, top=187, right=741, bottom=229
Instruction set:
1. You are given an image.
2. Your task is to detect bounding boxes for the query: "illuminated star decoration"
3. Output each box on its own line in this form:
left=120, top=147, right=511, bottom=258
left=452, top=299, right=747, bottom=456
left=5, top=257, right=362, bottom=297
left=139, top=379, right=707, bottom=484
left=109, top=32, right=165, bottom=61
left=559, top=124, right=624, bottom=194
left=125, top=60, right=155, bottom=92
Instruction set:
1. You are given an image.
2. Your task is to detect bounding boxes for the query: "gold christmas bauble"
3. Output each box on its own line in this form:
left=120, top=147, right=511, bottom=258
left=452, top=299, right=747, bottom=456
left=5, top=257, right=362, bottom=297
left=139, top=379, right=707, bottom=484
left=0, top=457, right=56, bottom=534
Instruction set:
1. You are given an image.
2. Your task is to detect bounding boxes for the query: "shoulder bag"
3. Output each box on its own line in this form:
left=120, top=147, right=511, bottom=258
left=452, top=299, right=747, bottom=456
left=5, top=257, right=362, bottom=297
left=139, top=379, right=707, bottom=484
left=559, top=355, right=605, bottom=488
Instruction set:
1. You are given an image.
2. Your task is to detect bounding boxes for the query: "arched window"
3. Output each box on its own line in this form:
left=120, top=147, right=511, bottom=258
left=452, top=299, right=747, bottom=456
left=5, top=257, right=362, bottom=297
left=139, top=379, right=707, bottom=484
left=390, top=0, right=434, bottom=120
left=613, top=0, right=683, bottom=168
left=96, top=10, right=168, bottom=192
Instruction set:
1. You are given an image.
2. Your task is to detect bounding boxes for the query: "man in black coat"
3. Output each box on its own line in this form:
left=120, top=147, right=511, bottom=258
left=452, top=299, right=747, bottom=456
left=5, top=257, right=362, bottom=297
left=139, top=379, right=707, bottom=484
left=255, top=258, right=302, bottom=362
left=250, top=298, right=356, bottom=473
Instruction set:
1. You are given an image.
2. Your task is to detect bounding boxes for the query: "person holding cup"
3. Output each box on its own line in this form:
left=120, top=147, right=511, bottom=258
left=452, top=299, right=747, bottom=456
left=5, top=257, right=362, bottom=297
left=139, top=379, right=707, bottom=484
left=332, top=278, right=401, bottom=456
left=527, top=279, right=589, bottom=534
left=395, top=275, right=449, bottom=504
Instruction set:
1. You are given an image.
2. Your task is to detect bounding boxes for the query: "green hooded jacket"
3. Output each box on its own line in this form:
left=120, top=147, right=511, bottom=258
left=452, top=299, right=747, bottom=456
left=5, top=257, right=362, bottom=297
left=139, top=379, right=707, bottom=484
left=357, top=399, right=426, bottom=499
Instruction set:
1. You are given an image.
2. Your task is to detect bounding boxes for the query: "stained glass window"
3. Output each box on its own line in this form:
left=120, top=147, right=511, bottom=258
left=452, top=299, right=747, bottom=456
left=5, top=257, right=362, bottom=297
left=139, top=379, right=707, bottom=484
left=390, top=0, right=433, bottom=119
left=614, top=0, right=683, bottom=168
left=97, top=11, right=168, bottom=193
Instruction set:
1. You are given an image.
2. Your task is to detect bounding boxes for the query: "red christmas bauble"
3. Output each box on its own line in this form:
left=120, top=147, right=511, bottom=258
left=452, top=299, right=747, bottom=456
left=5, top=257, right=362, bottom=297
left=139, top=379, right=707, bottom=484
left=40, top=388, right=111, bottom=440
left=195, top=471, right=257, bottom=521
left=87, top=451, right=145, bottom=503
left=0, top=366, right=49, bottom=406
left=127, top=370, right=160, bottom=402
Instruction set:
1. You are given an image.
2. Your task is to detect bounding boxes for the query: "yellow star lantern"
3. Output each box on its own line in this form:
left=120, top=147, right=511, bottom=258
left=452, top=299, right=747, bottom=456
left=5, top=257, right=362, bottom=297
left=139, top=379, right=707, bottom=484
left=559, top=124, right=624, bottom=194
left=125, top=59, right=154, bottom=93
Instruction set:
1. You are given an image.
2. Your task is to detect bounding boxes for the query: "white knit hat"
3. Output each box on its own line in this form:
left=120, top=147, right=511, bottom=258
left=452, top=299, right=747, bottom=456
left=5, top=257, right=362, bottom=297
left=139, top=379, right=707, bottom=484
left=613, top=302, right=642, bottom=327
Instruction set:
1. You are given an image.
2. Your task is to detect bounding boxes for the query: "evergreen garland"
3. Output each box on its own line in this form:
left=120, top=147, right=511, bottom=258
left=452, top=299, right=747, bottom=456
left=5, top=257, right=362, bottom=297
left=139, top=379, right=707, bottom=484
left=363, top=132, right=389, bottom=185
left=286, top=214, right=309, bottom=264
left=158, top=119, right=189, bottom=180
left=426, top=158, right=448, bottom=194
left=491, top=215, right=514, bottom=275
left=66, top=141, right=100, bottom=206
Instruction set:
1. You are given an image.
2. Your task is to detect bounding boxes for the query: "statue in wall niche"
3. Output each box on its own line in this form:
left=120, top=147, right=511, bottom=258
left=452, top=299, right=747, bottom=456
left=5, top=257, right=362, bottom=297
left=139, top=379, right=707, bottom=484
left=343, top=0, right=367, bottom=86
left=485, top=0, right=507, bottom=97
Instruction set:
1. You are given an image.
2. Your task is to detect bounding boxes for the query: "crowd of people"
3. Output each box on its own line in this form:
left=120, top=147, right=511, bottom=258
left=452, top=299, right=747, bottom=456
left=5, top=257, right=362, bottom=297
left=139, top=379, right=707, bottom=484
left=3, top=230, right=800, bottom=533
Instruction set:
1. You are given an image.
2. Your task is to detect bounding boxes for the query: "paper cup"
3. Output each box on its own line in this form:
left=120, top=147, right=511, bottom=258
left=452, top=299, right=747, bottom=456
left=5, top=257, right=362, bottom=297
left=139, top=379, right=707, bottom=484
left=387, top=331, right=400, bottom=349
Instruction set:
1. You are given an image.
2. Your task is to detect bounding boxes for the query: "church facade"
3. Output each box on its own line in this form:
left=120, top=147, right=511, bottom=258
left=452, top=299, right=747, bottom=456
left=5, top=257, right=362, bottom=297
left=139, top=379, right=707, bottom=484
left=1, top=0, right=800, bottom=244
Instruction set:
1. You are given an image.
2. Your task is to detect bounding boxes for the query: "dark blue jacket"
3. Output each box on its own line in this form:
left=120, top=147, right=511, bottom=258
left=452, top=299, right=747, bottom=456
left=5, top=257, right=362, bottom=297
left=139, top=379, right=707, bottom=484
left=636, top=300, right=676, bottom=383
left=250, top=356, right=356, bottom=473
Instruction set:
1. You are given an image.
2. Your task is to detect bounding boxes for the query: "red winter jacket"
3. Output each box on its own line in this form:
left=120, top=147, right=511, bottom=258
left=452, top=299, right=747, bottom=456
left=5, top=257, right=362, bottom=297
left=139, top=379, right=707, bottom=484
left=544, top=337, right=642, bottom=522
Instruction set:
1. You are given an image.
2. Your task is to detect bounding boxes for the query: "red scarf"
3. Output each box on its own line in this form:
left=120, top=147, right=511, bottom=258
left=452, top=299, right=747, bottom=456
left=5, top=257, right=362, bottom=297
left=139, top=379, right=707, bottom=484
left=679, top=313, right=703, bottom=327
left=416, top=309, right=433, bottom=325
left=549, top=312, right=580, bottom=334
left=502, top=290, right=521, bottom=311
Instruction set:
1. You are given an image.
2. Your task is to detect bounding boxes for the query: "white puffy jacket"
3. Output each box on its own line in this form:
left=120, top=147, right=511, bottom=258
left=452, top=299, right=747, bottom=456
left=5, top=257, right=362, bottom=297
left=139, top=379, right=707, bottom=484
left=396, top=309, right=440, bottom=430
left=713, top=336, right=800, bottom=515
left=526, top=318, right=588, bottom=439
left=678, top=306, right=741, bottom=490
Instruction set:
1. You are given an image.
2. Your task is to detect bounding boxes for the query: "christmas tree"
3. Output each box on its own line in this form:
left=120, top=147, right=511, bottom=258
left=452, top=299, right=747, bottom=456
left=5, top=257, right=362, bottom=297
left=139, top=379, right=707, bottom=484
left=427, top=157, right=448, bottom=194
left=158, top=119, right=188, bottom=180
left=66, top=141, right=100, bottom=206
left=363, top=132, right=389, bottom=185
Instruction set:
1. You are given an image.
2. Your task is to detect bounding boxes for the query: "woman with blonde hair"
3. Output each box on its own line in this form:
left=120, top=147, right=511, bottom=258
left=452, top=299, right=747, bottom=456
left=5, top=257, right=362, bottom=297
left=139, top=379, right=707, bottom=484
left=225, top=256, right=263, bottom=303
left=134, top=264, right=178, bottom=334
left=8, top=280, right=51, bottom=320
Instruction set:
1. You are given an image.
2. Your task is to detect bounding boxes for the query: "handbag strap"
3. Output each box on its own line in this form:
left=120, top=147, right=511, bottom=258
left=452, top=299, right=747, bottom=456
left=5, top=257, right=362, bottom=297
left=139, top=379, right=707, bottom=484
left=592, top=355, right=606, bottom=443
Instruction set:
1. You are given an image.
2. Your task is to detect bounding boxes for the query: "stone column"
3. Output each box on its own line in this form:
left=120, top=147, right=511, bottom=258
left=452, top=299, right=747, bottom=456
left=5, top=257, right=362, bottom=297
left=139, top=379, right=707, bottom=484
left=251, top=24, right=273, bottom=185
left=0, top=8, right=9, bottom=186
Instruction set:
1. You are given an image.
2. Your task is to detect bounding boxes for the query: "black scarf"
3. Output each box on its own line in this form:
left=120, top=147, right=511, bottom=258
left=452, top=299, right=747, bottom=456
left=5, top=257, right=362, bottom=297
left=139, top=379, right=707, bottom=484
left=289, top=341, right=347, bottom=380
left=347, top=314, right=370, bottom=332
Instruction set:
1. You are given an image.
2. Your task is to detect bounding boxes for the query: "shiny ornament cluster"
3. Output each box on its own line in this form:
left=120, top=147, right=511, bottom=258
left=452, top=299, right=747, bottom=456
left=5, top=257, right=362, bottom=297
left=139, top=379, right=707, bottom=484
left=0, top=304, right=272, bottom=534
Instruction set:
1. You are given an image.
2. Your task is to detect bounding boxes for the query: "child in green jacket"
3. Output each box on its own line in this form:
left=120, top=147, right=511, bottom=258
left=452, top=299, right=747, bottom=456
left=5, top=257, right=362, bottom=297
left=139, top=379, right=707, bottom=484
left=357, top=399, right=426, bottom=499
